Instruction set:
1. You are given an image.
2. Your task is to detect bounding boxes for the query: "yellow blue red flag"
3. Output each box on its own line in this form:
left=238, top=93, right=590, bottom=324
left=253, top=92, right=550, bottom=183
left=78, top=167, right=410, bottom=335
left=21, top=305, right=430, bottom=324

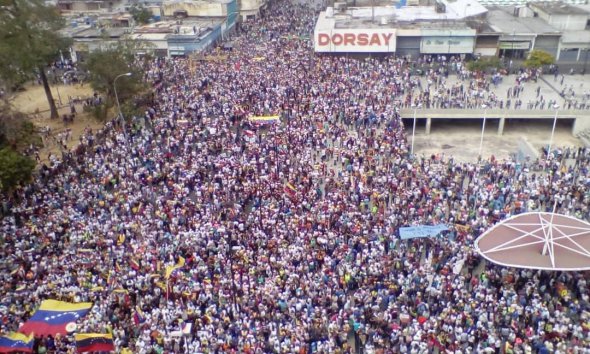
left=19, top=300, right=93, bottom=336
left=0, top=332, right=34, bottom=353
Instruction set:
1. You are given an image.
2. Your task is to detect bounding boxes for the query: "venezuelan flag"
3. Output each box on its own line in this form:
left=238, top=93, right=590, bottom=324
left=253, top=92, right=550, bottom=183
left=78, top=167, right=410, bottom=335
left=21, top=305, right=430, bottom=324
left=0, top=332, right=34, bottom=353
left=75, top=333, right=115, bottom=353
left=133, top=307, right=146, bottom=325
left=165, top=256, right=185, bottom=279
left=19, top=300, right=93, bottom=336
left=129, top=259, right=140, bottom=271
left=284, top=183, right=297, bottom=199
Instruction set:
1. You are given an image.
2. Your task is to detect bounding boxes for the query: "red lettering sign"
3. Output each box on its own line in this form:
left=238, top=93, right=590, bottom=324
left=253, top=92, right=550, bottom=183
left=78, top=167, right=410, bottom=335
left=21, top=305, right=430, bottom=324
left=316, top=32, right=394, bottom=48
left=318, top=33, right=330, bottom=46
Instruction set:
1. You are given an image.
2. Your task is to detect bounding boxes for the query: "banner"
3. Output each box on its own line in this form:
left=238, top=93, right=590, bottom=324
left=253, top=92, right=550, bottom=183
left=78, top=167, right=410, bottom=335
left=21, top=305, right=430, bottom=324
left=249, top=116, right=280, bottom=124
left=420, top=37, right=475, bottom=54
left=399, top=224, right=449, bottom=240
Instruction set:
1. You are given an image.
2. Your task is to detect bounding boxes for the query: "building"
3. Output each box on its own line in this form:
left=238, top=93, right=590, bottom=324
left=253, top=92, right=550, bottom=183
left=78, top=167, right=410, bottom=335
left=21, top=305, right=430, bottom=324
left=313, top=0, right=487, bottom=57
left=65, top=26, right=130, bottom=62
left=528, top=2, right=590, bottom=65
left=313, top=0, right=590, bottom=67
left=239, top=0, right=267, bottom=20
left=59, top=0, right=238, bottom=58
left=486, top=6, right=562, bottom=60
left=56, top=0, right=127, bottom=13
left=478, top=0, right=587, bottom=8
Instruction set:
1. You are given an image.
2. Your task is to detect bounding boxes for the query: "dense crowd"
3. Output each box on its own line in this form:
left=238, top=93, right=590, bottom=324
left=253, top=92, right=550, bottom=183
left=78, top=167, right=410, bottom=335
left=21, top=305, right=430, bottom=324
left=1, top=0, right=590, bottom=353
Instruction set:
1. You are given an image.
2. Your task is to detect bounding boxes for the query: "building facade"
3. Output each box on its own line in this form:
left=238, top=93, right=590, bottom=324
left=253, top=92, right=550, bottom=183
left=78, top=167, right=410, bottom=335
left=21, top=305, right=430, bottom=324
left=313, top=0, right=590, bottom=66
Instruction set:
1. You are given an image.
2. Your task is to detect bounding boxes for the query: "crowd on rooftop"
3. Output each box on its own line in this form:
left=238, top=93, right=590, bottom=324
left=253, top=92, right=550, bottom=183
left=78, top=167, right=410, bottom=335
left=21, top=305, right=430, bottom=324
left=1, top=0, right=590, bottom=353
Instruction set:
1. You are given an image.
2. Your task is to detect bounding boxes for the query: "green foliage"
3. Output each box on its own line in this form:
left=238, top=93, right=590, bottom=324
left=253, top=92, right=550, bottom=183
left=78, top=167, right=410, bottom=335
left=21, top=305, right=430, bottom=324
left=0, top=104, right=42, bottom=151
left=0, top=0, right=71, bottom=118
left=129, top=4, right=152, bottom=25
left=0, top=147, right=35, bottom=193
left=524, top=50, right=555, bottom=69
left=466, top=57, right=502, bottom=72
left=82, top=41, right=147, bottom=102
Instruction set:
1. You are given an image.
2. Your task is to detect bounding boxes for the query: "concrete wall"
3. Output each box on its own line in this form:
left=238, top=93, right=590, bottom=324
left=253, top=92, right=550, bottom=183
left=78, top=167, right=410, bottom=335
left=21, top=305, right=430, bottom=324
left=548, top=14, right=588, bottom=31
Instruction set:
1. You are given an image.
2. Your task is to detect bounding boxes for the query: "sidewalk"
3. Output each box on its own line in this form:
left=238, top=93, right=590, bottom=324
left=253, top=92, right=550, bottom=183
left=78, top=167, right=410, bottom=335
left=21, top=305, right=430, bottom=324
left=414, top=71, right=590, bottom=110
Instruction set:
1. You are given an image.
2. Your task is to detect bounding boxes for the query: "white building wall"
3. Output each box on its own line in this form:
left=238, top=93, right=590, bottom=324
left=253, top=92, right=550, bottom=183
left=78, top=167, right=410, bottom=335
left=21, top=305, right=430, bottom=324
left=548, top=14, right=588, bottom=31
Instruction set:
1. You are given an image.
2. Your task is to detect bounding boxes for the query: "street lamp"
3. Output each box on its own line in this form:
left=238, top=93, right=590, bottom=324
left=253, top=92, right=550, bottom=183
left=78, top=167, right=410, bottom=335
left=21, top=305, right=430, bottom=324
left=547, top=104, right=560, bottom=160
left=478, top=104, right=488, bottom=160
left=113, top=72, right=132, bottom=141
left=410, top=103, right=422, bottom=157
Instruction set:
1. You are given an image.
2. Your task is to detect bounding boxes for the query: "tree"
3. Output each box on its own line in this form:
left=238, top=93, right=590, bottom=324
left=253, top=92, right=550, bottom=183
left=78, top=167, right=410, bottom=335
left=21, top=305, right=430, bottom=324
left=0, top=104, right=42, bottom=151
left=0, top=0, right=72, bottom=119
left=82, top=41, right=147, bottom=119
left=524, top=50, right=555, bottom=69
left=129, top=4, right=152, bottom=25
left=0, top=147, right=35, bottom=193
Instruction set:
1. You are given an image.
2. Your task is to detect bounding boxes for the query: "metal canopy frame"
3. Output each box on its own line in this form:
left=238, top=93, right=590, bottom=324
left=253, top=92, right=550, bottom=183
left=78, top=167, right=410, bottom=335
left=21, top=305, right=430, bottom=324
left=474, top=212, right=590, bottom=271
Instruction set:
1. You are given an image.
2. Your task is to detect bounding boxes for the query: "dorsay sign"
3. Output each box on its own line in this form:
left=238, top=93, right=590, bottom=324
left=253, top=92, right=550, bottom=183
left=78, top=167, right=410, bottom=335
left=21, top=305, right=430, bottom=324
left=314, top=29, right=396, bottom=53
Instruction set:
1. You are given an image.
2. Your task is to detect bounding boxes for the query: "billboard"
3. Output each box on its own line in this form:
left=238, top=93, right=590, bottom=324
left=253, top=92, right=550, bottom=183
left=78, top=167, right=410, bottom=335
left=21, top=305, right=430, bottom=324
left=420, top=36, right=475, bottom=54
left=314, top=29, right=396, bottom=53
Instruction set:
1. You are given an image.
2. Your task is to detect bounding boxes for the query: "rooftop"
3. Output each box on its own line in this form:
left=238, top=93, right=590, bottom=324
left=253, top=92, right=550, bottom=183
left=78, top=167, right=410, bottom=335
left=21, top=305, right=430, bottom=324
left=134, top=19, right=223, bottom=35
left=72, top=27, right=130, bottom=38
left=339, top=0, right=487, bottom=22
left=486, top=6, right=561, bottom=35
left=162, top=0, right=234, bottom=4
left=528, top=1, right=590, bottom=15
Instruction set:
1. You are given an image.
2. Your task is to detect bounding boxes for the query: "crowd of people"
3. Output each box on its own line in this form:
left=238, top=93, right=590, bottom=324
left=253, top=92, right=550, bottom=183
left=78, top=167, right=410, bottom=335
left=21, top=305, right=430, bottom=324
left=1, top=0, right=590, bottom=353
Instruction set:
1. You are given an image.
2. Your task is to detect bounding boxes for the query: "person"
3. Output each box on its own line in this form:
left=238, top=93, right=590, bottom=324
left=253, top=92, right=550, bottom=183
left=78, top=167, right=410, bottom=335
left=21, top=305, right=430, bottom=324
left=1, top=0, right=589, bottom=352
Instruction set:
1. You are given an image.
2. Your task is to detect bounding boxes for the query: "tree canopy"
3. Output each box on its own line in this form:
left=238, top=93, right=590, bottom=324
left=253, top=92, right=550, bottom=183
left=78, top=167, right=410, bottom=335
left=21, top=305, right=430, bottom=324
left=0, top=0, right=71, bottom=118
left=129, top=4, right=153, bottom=25
left=0, top=104, right=39, bottom=194
left=0, top=148, right=35, bottom=193
left=83, top=41, right=146, bottom=99
left=524, top=50, right=555, bottom=69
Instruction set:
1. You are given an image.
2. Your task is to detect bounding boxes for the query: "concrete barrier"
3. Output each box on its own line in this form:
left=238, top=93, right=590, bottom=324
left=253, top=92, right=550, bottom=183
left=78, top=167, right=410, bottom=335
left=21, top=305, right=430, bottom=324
left=400, top=108, right=590, bottom=136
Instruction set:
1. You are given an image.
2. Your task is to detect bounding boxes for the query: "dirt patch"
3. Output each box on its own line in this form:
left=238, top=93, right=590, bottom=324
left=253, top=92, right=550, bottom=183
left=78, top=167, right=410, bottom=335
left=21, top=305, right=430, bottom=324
left=10, top=83, right=94, bottom=116
left=9, top=84, right=105, bottom=164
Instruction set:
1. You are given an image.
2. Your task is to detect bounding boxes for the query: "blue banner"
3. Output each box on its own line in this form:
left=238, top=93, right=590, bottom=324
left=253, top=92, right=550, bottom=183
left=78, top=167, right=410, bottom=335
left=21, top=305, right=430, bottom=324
left=399, top=225, right=449, bottom=240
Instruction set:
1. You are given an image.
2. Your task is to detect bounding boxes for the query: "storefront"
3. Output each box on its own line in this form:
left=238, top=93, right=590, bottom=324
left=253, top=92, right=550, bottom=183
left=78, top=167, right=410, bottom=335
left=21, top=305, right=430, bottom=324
left=498, top=39, right=532, bottom=59
left=419, top=29, right=476, bottom=55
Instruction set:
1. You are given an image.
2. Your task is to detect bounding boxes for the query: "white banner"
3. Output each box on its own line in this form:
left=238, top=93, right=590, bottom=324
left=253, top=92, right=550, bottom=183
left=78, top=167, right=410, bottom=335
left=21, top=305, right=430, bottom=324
left=420, top=37, right=475, bottom=54
left=314, top=29, right=396, bottom=53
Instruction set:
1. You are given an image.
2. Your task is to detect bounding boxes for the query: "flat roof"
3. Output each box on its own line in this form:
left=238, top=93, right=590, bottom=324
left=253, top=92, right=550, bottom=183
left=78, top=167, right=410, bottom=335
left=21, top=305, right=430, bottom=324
left=529, top=1, right=590, bottom=15
left=163, top=0, right=234, bottom=4
left=134, top=19, right=222, bottom=35
left=72, top=27, right=129, bottom=38
left=58, top=25, right=91, bottom=37
left=129, top=32, right=170, bottom=41
left=317, top=8, right=479, bottom=32
left=342, top=0, right=487, bottom=22
left=486, top=6, right=560, bottom=35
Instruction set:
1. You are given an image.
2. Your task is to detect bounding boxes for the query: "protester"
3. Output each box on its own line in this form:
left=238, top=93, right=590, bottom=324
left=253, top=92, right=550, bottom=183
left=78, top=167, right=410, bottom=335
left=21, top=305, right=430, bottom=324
left=1, top=1, right=589, bottom=353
